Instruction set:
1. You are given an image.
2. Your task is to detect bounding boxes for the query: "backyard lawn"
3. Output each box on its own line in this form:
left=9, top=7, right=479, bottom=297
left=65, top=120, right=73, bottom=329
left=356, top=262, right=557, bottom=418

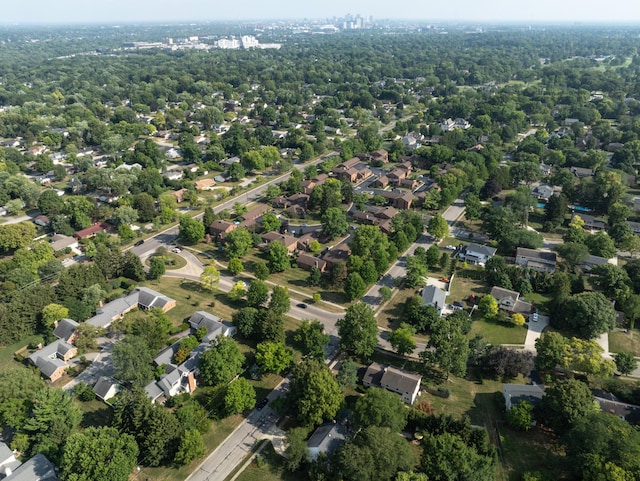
left=469, top=316, right=527, bottom=345
left=609, top=329, right=640, bottom=356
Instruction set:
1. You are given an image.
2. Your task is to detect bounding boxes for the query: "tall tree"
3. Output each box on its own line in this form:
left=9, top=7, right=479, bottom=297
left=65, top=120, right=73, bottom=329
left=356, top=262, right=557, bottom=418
left=321, top=207, right=349, bottom=240
left=538, top=379, right=596, bottom=434
left=337, top=302, right=378, bottom=360
left=289, top=360, right=343, bottom=426
left=354, top=387, right=408, bottom=432
left=112, top=336, right=155, bottom=388
left=224, top=378, right=256, bottom=415
left=199, top=336, right=244, bottom=386
left=293, top=320, right=329, bottom=360
left=427, top=215, right=449, bottom=241
left=200, top=265, right=220, bottom=293
left=389, top=323, right=417, bottom=357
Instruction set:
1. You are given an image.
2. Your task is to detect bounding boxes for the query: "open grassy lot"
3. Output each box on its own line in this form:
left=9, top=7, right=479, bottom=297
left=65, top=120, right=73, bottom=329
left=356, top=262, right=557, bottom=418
left=609, top=329, right=640, bottom=355
left=144, top=276, right=219, bottom=326
left=0, top=334, right=43, bottom=373
left=469, top=316, right=527, bottom=345
left=145, top=251, right=188, bottom=270
left=78, top=399, right=114, bottom=428
left=448, top=270, right=489, bottom=305
left=234, top=443, right=301, bottom=481
left=376, top=286, right=419, bottom=330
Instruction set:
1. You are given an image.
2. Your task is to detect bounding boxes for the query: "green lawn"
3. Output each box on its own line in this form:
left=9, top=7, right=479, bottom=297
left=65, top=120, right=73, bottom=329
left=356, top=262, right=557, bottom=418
left=609, top=329, right=640, bottom=356
left=0, top=334, right=43, bottom=373
left=448, top=270, right=488, bottom=306
left=376, top=286, right=419, bottom=330
left=78, top=399, right=114, bottom=428
left=145, top=251, right=188, bottom=270
left=234, top=443, right=300, bottom=481
left=144, top=276, right=219, bottom=326
left=469, top=317, right=527, bottom=345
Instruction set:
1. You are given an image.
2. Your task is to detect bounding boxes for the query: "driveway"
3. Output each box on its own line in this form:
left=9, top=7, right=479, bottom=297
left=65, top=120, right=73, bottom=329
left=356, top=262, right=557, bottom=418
left=524, top=314, right=549, bottom=351
left=62, top=339, right=116, bottom=391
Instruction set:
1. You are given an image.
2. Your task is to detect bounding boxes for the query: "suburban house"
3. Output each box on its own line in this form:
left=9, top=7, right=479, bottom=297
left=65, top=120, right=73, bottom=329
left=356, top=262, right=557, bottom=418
left=399, top=178, right=419, bottom=190
left=389, top=191, right=415, bottom=210
left=296, top=253, right=328, bottom=273
left=87, top=287, right=176, bottom=329
left=531, top=184, right=554, bottom=202
left=321, top=242, right=351, bottom=269
left=301, top=174, right=329, bottom=195
left=188, top=311, right=236, bottom=343
left=332, top=159, right=372, bottom=184
left=376, top=206, right=398, bottom=220
left=163, top=171, right=183, bottom=181
left=369, top=149, right=389, bottom=164
left=194, top=178, right=215, bottom=190
left=0, top=446, right=59, bottom=481
left=490, top=286, right=532, bottom=315
left=592, top=390, right=640, bottom=424
left=422, top=285, right=448, bottom=317
left=458, top=243, right=497, bottom=265
left=261, top=232, right=298, bottom=254
left=372, top=175, right=390, bottom=189
left=353, top=211, right=379, bottom=225
left=387, top=167, right=408, bottom=184
left=27, top=340, right=78, bottom=382
left=53, top=318, right=79, bottom=344
left=50, top=234, right=78, bottom=253
left=239, top=204, right=270, bottom=230
left=515, top=248, right=557, bottom=273
left=578, top=254, right=618, bottom=272
left=628, top=221, right=640, bottom=235
left=439, top=118, right=471, bottom=131
left=209, top=220, right=238, bottom=239
left=306, top=422, right=348, bottom=461
left=171, top=188, right=188, bottom=203
left=145, top=359, right=198, bottom=403
left=570, top=166, right=593, bottom=178
left=74, top=222, right=110, bottom=240
left=92, top=376, right=122, bottom=402
left=576, top=214, right=607, bottom=231
left=502, top=384, right=545, bottom=410
left=363, top=363, right=422, bottom=405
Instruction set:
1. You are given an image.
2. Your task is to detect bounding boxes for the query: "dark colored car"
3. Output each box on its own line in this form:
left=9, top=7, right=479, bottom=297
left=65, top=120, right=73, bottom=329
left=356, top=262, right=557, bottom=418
left=296, top=303, right=308, bottom=309
left=134, top=240, right=145, bottom=247
left=257, top=398, right=269, bottom=410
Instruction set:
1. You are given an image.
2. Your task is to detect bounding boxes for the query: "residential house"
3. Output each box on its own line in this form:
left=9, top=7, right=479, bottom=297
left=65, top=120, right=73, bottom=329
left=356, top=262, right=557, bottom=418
left=372, top=176, right=389, bottom=189
left=440, top=118, right=471, bottom=131
left=33, top=215, right=50, bottom=227
left=163, top=171, right=183, bottom=181
left=194, top=178, right=215, bottom=191
left=422, top=285, right=448, bottom=317
left=287, top=193, right=310, bottom=208
left=490, top=286, right=532, bottom=315
left=576, top=214, right=607, bottom=231
left=332, top=158, right=372, bottom=183
left=50, top=234, right=78, bottom=253
left=146, top=361, right=198, bottom=403
left=188, top=311, right=236, bottom=343
left=0, top=452, right=59, bottom=480
left=270, top=196, right=290, bottom=209
left=74, top=222, right=110, bottom=240
left=592, top=390, right=640, bottom=424
left=307, top=422, right=348, bottom=461
left=209, top=220, right=237, bottom=239
left=92, top=376, right=122, bottom=402
left=239, top=204, right=269, bottom=230
left=301, top=174, right=329, bottom=195
left=171, top=188, right=188, bottom=203
left=297, top=253, right=328, bottom=272
left=387, top=168, right=408, bottom=184
left=27, top=340, right=78, bottom=382
left=384, top=191, right=415, bottom=210
left=370, top=149, right=389, bottom=164
left=353, top=211, right=379, bottom=225
left=502, top=384, right=545, bottom=410
left=285, top=205, right=305, bottom=217
left=322, top=242, right=351, bottom=269
left=515, top=248, right=557, bottom=273
left=376, top=206, right=398, bottom=220
left=399, top=178, right=419, bottom=190
left=262, top=232, right=298, bottom=254
left=221, top=156, right=240, bottom=167
left=0, top=441, right=22, bottom=477
left=86, top=287, right=176, bottom=329
left=531, top=184, right=554, bottom=202
left=363, top=363, right=422, bottom=405
left=296, top=233, right=317, bottom=252
left=458, top=243, right=497, bottom=265
left=53, top=319, right=79, bottom=344
left=578, top=254, right=618, bottom=272
left=570, top=166, right=593, bottom=178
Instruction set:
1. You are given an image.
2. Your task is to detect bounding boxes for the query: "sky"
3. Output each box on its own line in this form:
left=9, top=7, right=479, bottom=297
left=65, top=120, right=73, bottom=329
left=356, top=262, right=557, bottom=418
left=3, top=0, right=640, bottom=25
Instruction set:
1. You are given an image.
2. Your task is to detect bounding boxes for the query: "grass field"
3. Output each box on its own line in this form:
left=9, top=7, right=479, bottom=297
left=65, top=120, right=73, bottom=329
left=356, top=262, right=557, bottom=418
left=469, top=316, right=527, bottom=345
left=145, top=251, right=188, bottom=270
left=0, top=334, right=43, bottom=373
left=376, top=286, right=419, bottom=330
left=609, top=329, right=640, bottom=355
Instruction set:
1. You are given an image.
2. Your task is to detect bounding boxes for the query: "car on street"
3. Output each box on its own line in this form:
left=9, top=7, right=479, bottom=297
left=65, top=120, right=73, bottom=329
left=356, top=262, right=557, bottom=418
left=134, top=240, right=144, bottom=247
left=296, top=303, right=308, bottom=309
left=257, top=398, right=269, bottom=410
left=171, top=247, right=182, bottom=253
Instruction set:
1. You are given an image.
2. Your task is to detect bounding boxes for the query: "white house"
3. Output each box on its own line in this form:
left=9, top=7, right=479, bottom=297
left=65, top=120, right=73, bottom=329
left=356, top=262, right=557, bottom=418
left=92, top=376, right=122, bottom=402
left=421, top=285, right=448, bottom=317
left=363, top=363, right=422, bottom=405
left=306, top=422, right=348, bottom=461
left=458, top=243, right=497, bottom=266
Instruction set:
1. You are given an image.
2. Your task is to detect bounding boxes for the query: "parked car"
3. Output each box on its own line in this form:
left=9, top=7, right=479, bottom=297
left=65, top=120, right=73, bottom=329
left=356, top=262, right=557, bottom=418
left=297, top=303, right=308, bottom=309
left=134, top=240, right=144, bottom=247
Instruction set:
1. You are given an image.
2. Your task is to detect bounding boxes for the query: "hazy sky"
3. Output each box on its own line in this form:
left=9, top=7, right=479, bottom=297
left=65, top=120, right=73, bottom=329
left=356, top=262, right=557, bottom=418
left=3, top=0, right=640, bottom=24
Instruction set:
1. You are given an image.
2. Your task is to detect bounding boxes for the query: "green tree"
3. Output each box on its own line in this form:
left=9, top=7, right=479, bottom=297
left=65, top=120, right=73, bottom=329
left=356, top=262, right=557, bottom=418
left=284, top=427, right=309, bottom=472
left=232, top=307, right=258, bottom=338
left=507, top=401, right=533, bottom=431
left=380, top=286, right=393, bottom=303
left=199, top=336, right=244, bottom=386
left=111, top=206, right=139, bottom=227
left=555, top=242, right=589, bottom=269
left=289, top=360, right=343, bottom=426
left=267, top=241, right=290, bottom=273
left=247, top=280, right=269, bottom=308
left=389, top=323, right=417, bottom=357
left=200, top=265, right=220, bottom=292
left=321, top=207, right=349, bottom=240
left=178, top=215, right=205, bottom=243
left=560, top=291, right=616, bottom=339
left=0, top=368, right=44, bottom=429
left=256, top=341, right=293, bottom=374
left=354, top=387, right=408, bottom=432
left=148, top=256, right=166, bottom=280
left=269, top=285, right=291, bottom=316
left=224, top=378, right=256, bottom=415
left=227, top=257, right=243, bottom=275
left=228, top=281, right=247, bottom=301
left=21, top=387, right=82, bottom=462
left=478, top=294, right=499, bottom=318
left=421, top=315, right=470, bottom=379
left=538, top=379, right=596, bottom=433
left=61, top=427, right=139, bottom=481
left=176, top=401, right=210, bottom=434
left=224, top=227, right=253, bottom=258
left=293, top=320, right=329, bottom=360
left=41, top=303, right=69, bottom=329
left=425, top=245, right=441, bottom=268
left=420, top=432, right=495, bottom=481
left=261, top=212, right=281, bottom=232
left=253, top=260, right=269, bottom=280
left=427, top=214, right=449, bottom=241
left=464, top=194, right=482, bottom=221
left=337, top=302, right=378, bottom=360
left=335, top=426, right=417, bottom=481
left=112, top=336, right=155, bottom=387
left=344, top=272, right=367, bottom=301
left=337, top=358, right=358, bottom=389
left=614, top=351, right=637, bottom=375
left=585, top=231, right=617, bottom=258
left=228, top=162, right=246, bottom=181
left=174, top=430, right=205, bottom=466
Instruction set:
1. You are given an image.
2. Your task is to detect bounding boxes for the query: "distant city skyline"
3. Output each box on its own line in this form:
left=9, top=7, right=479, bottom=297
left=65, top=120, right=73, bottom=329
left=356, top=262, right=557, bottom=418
left=2, top=0, right=640, bottom=25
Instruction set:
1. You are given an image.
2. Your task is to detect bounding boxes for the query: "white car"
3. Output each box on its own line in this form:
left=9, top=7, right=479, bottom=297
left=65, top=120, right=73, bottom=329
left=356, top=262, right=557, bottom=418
left=531, top=312, right=539, bottom=322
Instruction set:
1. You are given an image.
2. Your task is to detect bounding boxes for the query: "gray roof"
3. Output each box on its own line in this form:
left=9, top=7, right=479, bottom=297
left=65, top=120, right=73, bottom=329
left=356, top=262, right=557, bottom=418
left=3, top=454, right=59, bottom=481
left=50, top=234, right=76, bottom=252
left=516, top=248, right=557, bottom=263
left=188, top=311, right=235, bottom=343
left=53, top=318, right=79, bottom=341
left=87, top=291, right=139, bottom=328
left=462, top=243, right=497, bottom=257
left=144, top=381, right=164, bottom=401
left=422, top=285, right=447, bottom=309
left=503, top=384, right=545, bottom=408
left=153, top=340, right=181, bottom=367
left=27, top=340, right=75, bottom=377
left=136, top=287, right=175, bottom=310
left=0, top=442, right=15, bottom=467
left=307, top=422, right=347, bottom=456
left=92, top=376, right=121, bottom=401
left=380, top=368, right=422, bottom=395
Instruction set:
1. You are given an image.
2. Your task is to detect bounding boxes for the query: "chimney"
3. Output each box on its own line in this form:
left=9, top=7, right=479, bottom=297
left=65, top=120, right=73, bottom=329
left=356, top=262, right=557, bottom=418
left=54, top=320, right=59, bottom=328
